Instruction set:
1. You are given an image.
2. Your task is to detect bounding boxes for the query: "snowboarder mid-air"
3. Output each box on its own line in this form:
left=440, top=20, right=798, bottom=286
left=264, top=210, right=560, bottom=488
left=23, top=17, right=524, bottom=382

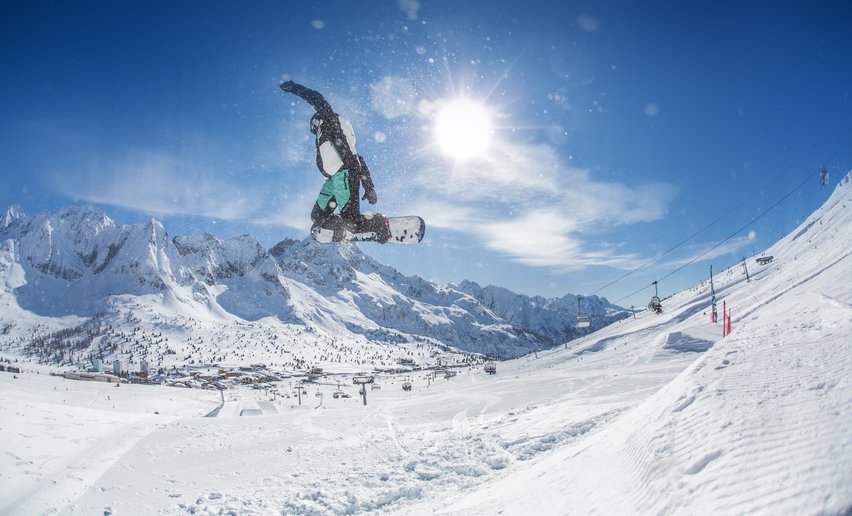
left=280, top=80, right=391, bottom=243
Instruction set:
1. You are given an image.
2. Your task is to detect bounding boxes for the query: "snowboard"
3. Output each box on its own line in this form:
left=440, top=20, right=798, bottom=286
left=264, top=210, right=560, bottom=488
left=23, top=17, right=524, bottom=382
left=311, top=215, right=425, bottom=244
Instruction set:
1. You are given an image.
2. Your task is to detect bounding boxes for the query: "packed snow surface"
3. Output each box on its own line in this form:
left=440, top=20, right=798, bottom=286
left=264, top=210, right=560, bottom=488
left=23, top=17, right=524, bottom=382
left=1, top=174, right=851, bottom=514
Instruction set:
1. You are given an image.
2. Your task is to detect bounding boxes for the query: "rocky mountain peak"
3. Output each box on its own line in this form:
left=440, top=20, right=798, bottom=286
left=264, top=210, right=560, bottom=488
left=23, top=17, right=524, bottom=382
left=0, top=205, right=629, bottom=356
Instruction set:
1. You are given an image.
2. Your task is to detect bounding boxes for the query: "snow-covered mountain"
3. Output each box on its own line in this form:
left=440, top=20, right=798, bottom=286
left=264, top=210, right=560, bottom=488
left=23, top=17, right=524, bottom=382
left=0, top=204, right=628, bottom=361
left=456, top=280, right=625, bottom=342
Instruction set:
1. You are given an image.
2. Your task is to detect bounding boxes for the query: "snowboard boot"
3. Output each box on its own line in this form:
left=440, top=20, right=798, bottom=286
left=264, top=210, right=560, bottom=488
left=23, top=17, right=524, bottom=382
left=361, top=213, right=390, bottom=244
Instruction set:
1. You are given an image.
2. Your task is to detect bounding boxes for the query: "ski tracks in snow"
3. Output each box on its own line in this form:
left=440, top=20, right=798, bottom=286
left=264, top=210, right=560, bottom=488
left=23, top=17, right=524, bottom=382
left=270, top=391, right=624, bottom=514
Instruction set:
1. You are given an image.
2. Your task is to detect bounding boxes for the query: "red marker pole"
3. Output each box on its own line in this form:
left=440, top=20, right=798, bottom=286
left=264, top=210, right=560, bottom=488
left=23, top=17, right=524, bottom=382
left=726, top=307, right=732, bottom=336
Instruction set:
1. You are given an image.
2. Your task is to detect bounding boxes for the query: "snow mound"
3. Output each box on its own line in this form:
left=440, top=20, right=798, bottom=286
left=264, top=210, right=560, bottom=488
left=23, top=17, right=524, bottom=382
left=660, top=331, right=714, bottom=352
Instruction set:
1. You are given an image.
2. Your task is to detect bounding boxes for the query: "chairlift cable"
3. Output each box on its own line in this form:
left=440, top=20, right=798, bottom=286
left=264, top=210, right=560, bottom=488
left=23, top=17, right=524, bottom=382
left=589, top=190, right=757, bottom=298
left=655, top=160, right=828, bottom=285
left=611, top=160, right=830, bottom=307
left=597, top=137, right=849, bottom=306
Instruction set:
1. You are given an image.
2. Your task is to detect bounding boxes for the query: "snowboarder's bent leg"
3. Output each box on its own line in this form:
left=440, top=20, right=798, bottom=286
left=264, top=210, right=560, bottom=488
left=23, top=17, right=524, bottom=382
left=339, top=168, right=362, bottom=227
left=312, top=171, right=355, bottom=241
left=310, top=168, right=389, bottom=243
left=336, top=169, right=389, bottom=243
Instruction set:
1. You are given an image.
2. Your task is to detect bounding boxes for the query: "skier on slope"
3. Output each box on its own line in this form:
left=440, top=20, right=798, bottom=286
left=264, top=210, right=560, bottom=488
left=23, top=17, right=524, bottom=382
left=280, top=80, right=390, bottom=243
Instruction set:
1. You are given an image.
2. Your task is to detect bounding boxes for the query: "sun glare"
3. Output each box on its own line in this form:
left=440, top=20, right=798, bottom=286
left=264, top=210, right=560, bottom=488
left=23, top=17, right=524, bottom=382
left=434, top=99, right=493, bottom=160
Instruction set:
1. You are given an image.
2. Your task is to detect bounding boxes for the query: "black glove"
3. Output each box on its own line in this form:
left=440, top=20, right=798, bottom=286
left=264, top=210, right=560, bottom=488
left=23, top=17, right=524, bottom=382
left=362, top=187, right=377, bottom=205
left=280, top=80, right=296, bottom=92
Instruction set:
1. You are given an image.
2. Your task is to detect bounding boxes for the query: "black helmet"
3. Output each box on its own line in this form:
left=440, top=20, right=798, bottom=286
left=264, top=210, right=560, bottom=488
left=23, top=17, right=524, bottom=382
left=310, top=113, right=322, bottom=135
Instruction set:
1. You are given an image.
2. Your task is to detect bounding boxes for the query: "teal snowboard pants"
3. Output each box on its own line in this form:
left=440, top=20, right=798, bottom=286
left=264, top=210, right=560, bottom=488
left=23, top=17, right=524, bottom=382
left=312, top=169, right=360, bottom=229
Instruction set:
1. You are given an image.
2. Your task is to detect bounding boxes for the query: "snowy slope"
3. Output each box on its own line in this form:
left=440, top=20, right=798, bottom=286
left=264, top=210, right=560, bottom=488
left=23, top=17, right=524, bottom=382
left=0, top=174, right=849, bottom=515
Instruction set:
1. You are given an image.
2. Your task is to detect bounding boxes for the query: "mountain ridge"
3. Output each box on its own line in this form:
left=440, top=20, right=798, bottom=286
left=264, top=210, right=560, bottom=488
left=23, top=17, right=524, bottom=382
left=0, top=204, right=629, bottom=361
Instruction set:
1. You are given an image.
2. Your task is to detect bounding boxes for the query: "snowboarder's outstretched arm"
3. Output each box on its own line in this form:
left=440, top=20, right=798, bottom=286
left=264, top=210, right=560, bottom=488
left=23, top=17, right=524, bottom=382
left=280, top=80, right=335, bottom=120
left=281, top=80, right=357, bottom=174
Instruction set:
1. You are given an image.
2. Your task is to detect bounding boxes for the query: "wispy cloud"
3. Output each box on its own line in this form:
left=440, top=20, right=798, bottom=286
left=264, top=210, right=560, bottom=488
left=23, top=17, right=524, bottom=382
left=407, top=138, right=676, bottom=270
left=53, top=144, right=316, bottom=232
left=249, top=191, right=315, bottom=232
left=46, top=112, right=320, bottom=232
left=474, top=210, right=645, bottom=271
left=662, top=234, right=757, bottom=269
left=56, top=150, right=249, bottom=219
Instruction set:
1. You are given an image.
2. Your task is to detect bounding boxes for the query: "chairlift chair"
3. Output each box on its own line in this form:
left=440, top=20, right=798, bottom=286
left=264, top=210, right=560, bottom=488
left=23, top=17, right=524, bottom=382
left=648, top=295, right=663, bottom=314
left=648, top=281, right=663, bottom=314
left=575, top=296, right=591, bottom=329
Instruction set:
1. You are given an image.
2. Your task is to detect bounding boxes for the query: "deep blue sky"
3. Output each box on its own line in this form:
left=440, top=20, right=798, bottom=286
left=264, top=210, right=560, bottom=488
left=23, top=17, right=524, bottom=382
left=2, top=0, right=850, bottom=308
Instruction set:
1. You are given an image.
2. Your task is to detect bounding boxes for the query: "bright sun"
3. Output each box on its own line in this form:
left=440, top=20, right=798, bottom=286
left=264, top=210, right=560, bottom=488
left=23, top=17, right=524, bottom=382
left=434, top=99, right=493, bottom=160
